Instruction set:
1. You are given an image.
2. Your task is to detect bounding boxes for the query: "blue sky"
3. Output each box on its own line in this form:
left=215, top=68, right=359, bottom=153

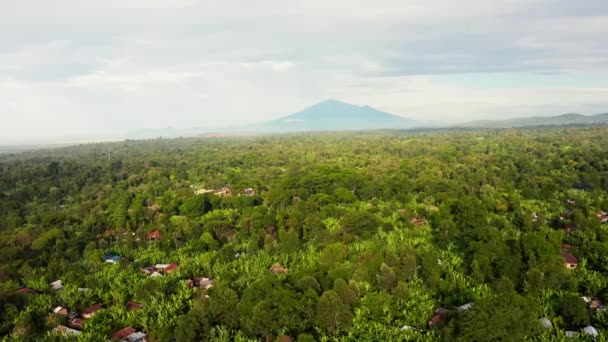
left=1, top=0, right=608, bottom=144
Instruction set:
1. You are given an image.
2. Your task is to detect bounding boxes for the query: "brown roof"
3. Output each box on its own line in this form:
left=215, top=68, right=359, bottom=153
left=410, top=217, right=426, bottom=225
left=16, top=287, right=36, bottom=294
left=112, top=327, right=137, bottom=341
left=270, top=262, right=288, bottom=274
left=126, top=301, right=143, bottom=310
left=277, top=336, right=293, bottom=342
left=561, top=243, right=574, bottom=250
left=69, top=318, right=84, bottom=329
left=164, top=262, right=178, bottom=273
left=561, top=252, right=578, bottom=265
left=83, top=304, right=102, bottom=315
left=147, top=229, right=161, bottom=239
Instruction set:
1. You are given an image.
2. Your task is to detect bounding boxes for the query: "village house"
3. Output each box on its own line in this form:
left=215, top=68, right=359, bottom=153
left=561, top=243, right=574, bottom=250
left=53, top=325, right=81, bottom=336
left=581, top=296, right=606, bottom=312
left=111, top=326, right=147, bottom=342
left=16, top=287, right=36, bottom=295
left=428, top=308, right=449, bottom=328
left=561, top=252, right=578, bottom=269
left=410, top=217, right=426, bottom=226
left=53, top=306, right=69, bottom=316
left=244, top=187, right=256, bottom=196
left=50, top=280, right=64, bottom=291
left=82, top=304, right=102, bottom=319
left=214, top=186, right=232, bottom=197
left=194, top=188, right=214, bottom=195
left=68, top=318, right=84, bottom=330
left=187, top=277, right=214, bottom=290
left=103, top=254, right=121, bottom=264
left=597, top=211, right=608, bottom=223
left=538, top=317, right=553, bottom=330
left=126, top=301, right=143, bottom=310
left=456, top=303, right=474, bottom=312
left=147, top=229, right=161, bottom=240
left=270, top=263, right=289, bottom=274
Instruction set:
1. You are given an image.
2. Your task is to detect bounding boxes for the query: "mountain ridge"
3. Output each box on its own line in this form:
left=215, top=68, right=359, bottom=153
left=456, top=112, right=608, bottom=128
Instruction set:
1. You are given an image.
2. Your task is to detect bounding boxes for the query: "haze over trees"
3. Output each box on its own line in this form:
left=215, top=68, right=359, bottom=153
left=0, top=127, right=607, bottom=341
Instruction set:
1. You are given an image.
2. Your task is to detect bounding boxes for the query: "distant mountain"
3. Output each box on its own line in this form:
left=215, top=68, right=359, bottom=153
left=255, top=99, right=418, bottom=132
left=457, top=113, right=608, bottom=128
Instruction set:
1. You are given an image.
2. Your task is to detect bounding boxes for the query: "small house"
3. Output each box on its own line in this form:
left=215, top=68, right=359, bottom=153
left=82, top=304, right=102, bottom=319
left=583, top=326, right=598, bottom=338
left=68, top=318, right=84, bottom=330
left=53, top=306, right=69, bottom=316
left=214, top=186, right=232, bottom=197
left=103, top=254, right=121, bottom=264
left=195, top=188, right=214, bottom=195
left=50, top=280, right=64, bottom=291
left=561, top=252, right=578, bottom=269
left=270, top=263, right=288, bottom=274
left=538, top=317, right=553, bottom=330
left=561, top=243, right=574, bottom=250
left=112, top=327, right=147, bottom=342
left=147, top=229, right=161, bottom=240
left=112, top=327, right=136, bottom=341
left=581, top=296, right=605, bottom=311
left=16, top=287, right=36, bottom=295
left=597, top=211, right=608, bottom=223
left=244, top=187, right=256, bottom=196
left=190, top=277, right=214, bottom=290
left=456, top=303, right=474, bottom=312
left=126, top=301, right=143, bottom=310
left=53, top=325, right=81, bottom=336
left=410, top=217, right=426, bottom=226
left=154, top=263, right=177, bottom=274
left=428, top=308, right=449, bottom=328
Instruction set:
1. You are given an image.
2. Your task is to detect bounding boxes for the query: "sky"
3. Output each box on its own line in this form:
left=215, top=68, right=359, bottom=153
left=1, top=0, right=608, bottom=144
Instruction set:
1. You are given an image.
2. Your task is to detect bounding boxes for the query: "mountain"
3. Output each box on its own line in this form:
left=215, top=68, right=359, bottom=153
left=256, top=99, right=418, bottom=132
left=457, top=113, right=608, bottom=129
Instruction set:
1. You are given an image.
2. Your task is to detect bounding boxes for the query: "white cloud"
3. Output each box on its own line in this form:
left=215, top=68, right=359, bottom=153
left=0, top=0, right=608, bottom=144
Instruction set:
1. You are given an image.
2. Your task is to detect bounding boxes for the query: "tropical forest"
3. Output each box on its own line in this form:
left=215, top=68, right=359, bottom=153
left=1, top=126, right=607, bottom=341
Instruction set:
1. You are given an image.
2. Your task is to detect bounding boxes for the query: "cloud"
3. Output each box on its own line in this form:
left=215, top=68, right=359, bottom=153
left=0, top=0, right=608, bottom=144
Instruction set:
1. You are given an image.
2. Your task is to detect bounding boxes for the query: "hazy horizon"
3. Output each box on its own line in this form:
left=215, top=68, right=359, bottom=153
left=2, top=0, right=608, bottom=145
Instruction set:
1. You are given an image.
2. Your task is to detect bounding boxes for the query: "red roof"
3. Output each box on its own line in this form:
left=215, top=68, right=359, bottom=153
left=164, top=262, right=178, bottom=273
left=112, top=327, right=137, bottom=341
left=561, top=243, right=574, bottom=250
left=126, top=301, right=143, bottom=310
left=82, top=304, right=102, bottom=315
left=16, top=287, right=36, bottom=294
left=561, top=252, right=578, bottom=265
left=147, top=229, right=161, bottom=239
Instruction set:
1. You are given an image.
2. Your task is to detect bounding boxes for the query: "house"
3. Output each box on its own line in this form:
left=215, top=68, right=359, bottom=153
left=538, top=317, right=553, bottom=330
left=597, top=211, right=608, bottom=223
left=244, top=187, right=256, bottom=196
left=50, top=280, right=64, bottom=290
left=214, top=186, right=232, bottom=197
left=16, top=287, right=36, bottom=295
left=126, top=301, right=143, bottom=310
left=82, top=304, right=102, bottom=319
left=581, top=296, right=605, bottom=311
left=53, top=306, right=69, bottom=316
left=53, top=325, right=81, bottom=336
left=103, top=254, right=121, bottom=264
left=561, top=252, right=578, bottom=269
left=188, top=277, right=214, bottom=290
left=68, top=318, right=84, bottom=330
left=456, top=303, right=474, bottom=312
left=112, top=327, right=136, bottom=341
left=147, top=229, right=161, bottom=240
left=410, top=217, right=426, bottom=226
left=194, top=188, right=214, bottom=195
left=269, top=263, right=288, bottom=274
left=561, top=243, right=574, bottom=250
left=155, top=263, right=178, bottom=274
left=583, top=326, right=598, bottom=338
left=111, top=327, right=147, bottom=341
left=428, top=308, right=449, bottom=328
left=276, top=336, right=293, bottom=342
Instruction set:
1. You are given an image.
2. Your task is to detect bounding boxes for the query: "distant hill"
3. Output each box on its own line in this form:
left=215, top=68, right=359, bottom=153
left=457, top=113, right=608, bottom=128
left=255, top=99, right=418, bottom=132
